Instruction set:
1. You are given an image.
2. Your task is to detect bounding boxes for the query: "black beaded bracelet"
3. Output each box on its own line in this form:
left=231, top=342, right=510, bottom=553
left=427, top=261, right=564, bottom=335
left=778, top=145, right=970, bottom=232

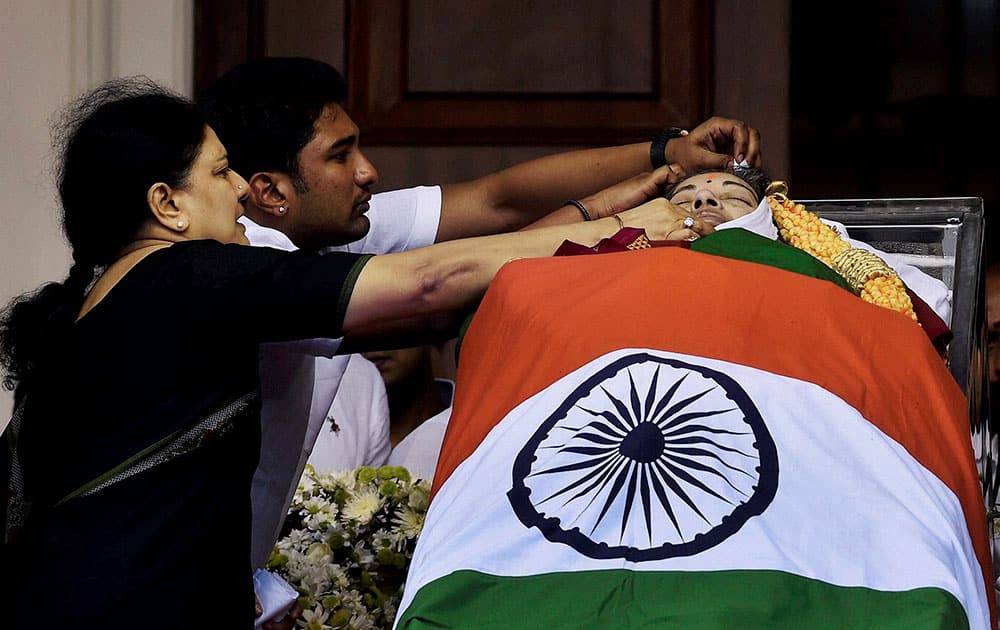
left=650, top=127, right=688, bottom=169
left=564, top=199, right=592, bottom=221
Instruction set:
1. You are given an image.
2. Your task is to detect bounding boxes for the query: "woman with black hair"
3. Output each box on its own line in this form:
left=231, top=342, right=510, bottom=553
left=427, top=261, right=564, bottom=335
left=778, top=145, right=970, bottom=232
left=0, top=77, right=703, bottom=627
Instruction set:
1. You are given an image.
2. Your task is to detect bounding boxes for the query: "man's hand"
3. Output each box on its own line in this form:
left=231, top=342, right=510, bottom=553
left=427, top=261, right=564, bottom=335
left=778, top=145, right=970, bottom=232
left=665, top=116, right=762, bottom=171
left=580, top=165, right=687, bottom=220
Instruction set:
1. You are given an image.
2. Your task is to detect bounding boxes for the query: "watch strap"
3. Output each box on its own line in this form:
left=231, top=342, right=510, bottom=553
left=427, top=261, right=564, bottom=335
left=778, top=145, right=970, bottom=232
left=650, top=127, right=688, bottom=169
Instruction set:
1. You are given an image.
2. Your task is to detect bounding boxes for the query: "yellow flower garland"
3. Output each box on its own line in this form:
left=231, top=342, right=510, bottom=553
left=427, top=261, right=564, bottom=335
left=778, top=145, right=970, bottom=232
left=765, top=183, right=917, bottom=322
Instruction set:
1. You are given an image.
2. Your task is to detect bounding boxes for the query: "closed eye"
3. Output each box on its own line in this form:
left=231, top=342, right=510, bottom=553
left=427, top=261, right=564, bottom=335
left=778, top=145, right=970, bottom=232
left=721, top=195, right=755, bottom=207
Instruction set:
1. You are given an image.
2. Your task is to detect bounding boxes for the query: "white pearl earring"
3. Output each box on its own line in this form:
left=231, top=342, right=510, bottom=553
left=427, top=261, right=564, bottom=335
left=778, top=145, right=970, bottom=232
left=177, top=221, right=185, bottom=229
left=278, top=206, right=286, bottom=215
left=237, top=185, right=243, bottom=190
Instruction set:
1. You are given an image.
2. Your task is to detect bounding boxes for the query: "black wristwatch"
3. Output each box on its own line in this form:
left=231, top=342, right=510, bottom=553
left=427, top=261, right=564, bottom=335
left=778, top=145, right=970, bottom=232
left=650, top=127, right=688, bottom=169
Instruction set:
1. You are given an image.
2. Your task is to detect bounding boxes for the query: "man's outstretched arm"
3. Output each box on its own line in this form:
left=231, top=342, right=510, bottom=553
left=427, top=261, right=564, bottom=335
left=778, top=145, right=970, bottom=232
left=435, top=116, right=762, bottom=241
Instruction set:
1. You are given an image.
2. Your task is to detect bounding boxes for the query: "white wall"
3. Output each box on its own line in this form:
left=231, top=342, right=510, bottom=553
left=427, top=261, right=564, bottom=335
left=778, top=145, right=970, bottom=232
left=0, top=0, right=192, bottom=420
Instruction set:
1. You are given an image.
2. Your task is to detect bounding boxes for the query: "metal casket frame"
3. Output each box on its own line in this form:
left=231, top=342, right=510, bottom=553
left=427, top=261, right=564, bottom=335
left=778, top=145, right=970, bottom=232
left=806, top=197, right=994, bottom=505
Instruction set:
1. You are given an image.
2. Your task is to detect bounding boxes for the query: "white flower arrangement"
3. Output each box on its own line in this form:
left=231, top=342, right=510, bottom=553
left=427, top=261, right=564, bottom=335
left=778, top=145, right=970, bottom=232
left=267, top=464, right=431, bottom=629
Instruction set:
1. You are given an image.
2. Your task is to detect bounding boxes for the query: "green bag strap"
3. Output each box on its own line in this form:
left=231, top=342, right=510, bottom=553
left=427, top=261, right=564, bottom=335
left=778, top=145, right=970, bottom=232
left=4, top=398, right=28, bottom=545
left=55, top=389, right=260, bottom=505
left=3, top=389, right=259, bottom=546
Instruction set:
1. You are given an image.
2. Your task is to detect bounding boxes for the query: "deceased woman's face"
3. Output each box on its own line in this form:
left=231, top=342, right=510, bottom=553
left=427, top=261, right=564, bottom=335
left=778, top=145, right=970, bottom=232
left=667, top=173, right=759, bottom=228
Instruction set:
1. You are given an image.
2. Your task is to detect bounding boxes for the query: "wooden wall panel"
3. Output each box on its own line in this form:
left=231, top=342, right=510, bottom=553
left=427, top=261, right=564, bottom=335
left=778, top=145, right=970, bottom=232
left=194, top=1, right=790, bottom=190
left=347, top=0, right=712, bottom=144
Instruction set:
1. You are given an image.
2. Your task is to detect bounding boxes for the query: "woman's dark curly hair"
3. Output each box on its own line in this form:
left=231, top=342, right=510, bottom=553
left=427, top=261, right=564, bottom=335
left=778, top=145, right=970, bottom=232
left=0, top=77, right=205, bottom=396
left=664, top=165, right=771, bottom=204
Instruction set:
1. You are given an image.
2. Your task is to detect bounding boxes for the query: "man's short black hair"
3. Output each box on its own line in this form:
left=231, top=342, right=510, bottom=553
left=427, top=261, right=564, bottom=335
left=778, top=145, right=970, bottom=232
left=198, top=57, right=348, bottom=188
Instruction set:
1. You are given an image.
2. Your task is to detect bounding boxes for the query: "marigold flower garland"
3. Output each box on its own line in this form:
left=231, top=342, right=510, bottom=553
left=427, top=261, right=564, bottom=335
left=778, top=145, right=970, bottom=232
left=765, top=182, right=917, bottom=322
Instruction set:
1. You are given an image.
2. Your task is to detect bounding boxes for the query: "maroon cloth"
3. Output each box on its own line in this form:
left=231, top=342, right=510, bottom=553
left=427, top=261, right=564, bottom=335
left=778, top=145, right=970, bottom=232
left=554, top=228, right=688, bottom=256
left=908, top=288, right=952, bottom=350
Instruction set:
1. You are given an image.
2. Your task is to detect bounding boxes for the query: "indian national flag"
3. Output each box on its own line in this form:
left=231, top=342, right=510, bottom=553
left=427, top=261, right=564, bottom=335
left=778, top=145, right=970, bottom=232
left=395, top=231, right=994, bottom=629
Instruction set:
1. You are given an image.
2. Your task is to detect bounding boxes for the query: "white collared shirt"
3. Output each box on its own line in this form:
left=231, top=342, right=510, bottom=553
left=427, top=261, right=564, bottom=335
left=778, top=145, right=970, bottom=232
left=246, top=186, right=442, bottom=568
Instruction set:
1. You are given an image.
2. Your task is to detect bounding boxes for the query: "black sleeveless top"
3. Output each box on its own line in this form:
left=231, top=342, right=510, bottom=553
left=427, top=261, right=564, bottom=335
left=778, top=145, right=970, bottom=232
left=6, top=240, right=370, bottom=628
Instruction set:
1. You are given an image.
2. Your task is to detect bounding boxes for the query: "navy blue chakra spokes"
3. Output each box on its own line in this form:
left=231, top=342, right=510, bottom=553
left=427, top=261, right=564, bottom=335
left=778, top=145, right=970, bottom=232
left=508, top=353, right=778, bottom=561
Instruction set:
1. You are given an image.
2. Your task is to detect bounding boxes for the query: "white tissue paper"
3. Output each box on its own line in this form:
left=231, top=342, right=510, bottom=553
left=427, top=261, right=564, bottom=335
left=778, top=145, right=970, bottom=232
left=253, top=569, right=298, bottom=627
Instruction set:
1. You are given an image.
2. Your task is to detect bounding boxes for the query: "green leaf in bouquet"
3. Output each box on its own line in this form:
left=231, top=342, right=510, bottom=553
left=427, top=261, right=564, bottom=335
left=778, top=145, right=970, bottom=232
left=321, top=595, right=341, bottom=610
left=265, top=549, right=289, bottom=571
left=355, top=466, right=377, bottom=484
left=333, top=487, right=348, bottom=505
left=392, top=466, right=411, bottom=483
left=375, top=547, right=396, bottom=566
left=379, top=480, right=399, bottom=498
left=363, top=591, right=377, bottom=609
left=327, top=531, right=345, bottom=549
left=377, top=465, right=397, bottom=481
left=330, top=607, right=351, bottom=628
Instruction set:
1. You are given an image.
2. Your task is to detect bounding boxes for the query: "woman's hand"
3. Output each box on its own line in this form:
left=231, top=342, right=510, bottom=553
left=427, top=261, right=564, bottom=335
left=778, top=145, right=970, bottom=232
left=666, top=116, right=763, bottom=170
left=615, top=198, right=714, bottom=242
left=579, top=165, right=686, bottom=220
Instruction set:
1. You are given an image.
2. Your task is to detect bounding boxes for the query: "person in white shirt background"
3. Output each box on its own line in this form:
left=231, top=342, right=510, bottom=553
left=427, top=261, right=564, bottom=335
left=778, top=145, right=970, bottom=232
left=307, top=354, right=392, bottom=472
left=364, top=344, right=455, bottom=483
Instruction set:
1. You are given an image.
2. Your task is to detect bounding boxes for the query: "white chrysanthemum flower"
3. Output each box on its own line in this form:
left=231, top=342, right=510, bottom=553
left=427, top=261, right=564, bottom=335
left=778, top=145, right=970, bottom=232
left=340, top=589, right=364, bottom=610
left=305, top=497, right=331, bottom=514
left=383, top=598, right=398, bottom=625
left=324, top=562, right=348, bottom=583
left=353, top=541, right=375, bottom=566
left=299, top=472, right=317, bottom=495
left=321, top=502, right=339, bottom=521
left=304, top=513, right=328, bottom=531
left=350, top=610, right=378, bottom=630
left=330, top=469, right=357, bottom=490
left=394, top=506, right=425, bottom=538
left=384, top=529, right=408, bottom=548
left=370, top=530, right=392, bottom=550
left=300, top=605, right=331, bottom=630
left=315, top=470, right=340, bottom=491
left=284, top=529, right=309, bottom=548
left=341, top=486, right=383, bottom=525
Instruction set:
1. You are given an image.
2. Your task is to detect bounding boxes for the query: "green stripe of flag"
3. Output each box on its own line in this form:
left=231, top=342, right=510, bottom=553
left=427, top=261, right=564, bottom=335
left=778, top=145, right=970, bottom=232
left=691, top=228, right=854, bottom=293
left=397, top=568, right=967, bottom=629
